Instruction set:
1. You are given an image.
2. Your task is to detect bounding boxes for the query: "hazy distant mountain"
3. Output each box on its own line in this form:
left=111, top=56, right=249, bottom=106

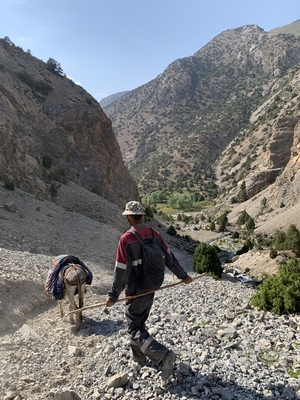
left=100, top=91, right=129, bottom=107
left=104, top=22, right=300, bottom=210
left=268, top=19, right=300, bottom=36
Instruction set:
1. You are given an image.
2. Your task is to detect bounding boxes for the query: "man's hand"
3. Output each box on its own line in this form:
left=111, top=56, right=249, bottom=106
left=106, top=298, right=115, bottom=307
left=183, top=275, right=193, bottom=284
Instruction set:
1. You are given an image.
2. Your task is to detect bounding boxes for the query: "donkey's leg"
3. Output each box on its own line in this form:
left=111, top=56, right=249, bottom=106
left=75, top=279, right=85, bottom=331
left=58, top=299, right=64, bottom=316
left=79, top=282, right=86, bottom=321
left=65, top=285, right=77, bottom=324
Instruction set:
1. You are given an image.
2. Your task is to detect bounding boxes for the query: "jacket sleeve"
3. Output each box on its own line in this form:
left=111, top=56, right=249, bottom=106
left=108, top=235, right=130, bottom=303
left=161, top=239, right=188, bottom=280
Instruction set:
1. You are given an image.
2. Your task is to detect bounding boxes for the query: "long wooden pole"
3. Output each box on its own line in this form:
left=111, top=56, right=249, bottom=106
left=68, top=273, right=206, bottom=315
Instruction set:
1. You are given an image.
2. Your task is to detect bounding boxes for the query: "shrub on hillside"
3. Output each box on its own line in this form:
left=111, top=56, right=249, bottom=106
left=42, top=155, right=53, bottom=169
left=236, top=239, right=253, bottom=255
left=210, top=221, right=215, bottom=231
left=231, top=231, right=239, bottom=239
left=250, top=258, right=300, bottom=314
left=237, top=210, right=250, bottom=225
left=167, top=225, right=177, bottom=236
left=269, top=249, right=278, bottom=259
left=193, top=242, right=223, bottom=279
left=218, top=213, right=228, bottom=231
left=285, top=224, right=300, bottom=256
left=273, top=224, right=300, bottom=256
left=145, top=206, right=153, bottom=218
left=4, top=179, right=14, bottom=191
left=245, top=216, right=255, bottom=232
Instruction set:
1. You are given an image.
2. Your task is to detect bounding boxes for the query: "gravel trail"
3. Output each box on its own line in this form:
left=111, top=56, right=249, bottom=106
left=1, top=259, right=300, bottom=400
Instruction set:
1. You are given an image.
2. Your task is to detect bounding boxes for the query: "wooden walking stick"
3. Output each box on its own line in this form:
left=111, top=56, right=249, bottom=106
left=68, top=273, right=206, bottom=315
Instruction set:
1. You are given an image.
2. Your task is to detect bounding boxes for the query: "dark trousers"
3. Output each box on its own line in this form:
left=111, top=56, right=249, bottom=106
left=125, top=293, right=168, bottom=365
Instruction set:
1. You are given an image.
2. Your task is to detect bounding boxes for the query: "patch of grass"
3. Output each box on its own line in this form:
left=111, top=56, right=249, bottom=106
left=35, top=196, right=44, bottom=201
left=257, top=346, right=280, bottom=367
left=288, top=369, right=300, bottom=379
left=199, top=321, right=208, bottom=326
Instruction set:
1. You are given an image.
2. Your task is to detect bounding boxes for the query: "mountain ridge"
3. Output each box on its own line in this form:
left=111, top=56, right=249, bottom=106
left=103, top=23, right=300, bottom=215
left=100, top=90, right=130, bottom=107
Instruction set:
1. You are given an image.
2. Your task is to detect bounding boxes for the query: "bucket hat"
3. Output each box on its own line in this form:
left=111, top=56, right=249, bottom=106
left=122, top=201, right=146, bottom=215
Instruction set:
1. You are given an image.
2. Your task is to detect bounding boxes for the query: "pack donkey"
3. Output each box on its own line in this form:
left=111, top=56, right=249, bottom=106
left=59, top=263, right=88, bottom=330
left=45, top=255, right=93, bottom=331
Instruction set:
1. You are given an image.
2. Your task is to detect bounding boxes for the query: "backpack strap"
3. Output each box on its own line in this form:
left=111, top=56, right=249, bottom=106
left=128, top=227, right=156, bottom=245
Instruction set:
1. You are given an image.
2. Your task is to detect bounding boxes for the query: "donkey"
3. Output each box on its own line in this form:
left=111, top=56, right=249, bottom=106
left=58, top=263, right=89, bottom=330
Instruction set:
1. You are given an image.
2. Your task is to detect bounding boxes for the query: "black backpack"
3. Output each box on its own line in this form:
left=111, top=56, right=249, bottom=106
left=129, top=228, right=166, bottom=291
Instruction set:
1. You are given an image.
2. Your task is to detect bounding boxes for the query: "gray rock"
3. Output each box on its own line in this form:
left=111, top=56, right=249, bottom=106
left=53, top=390, right=82, bottom=400
left=107, top=373, right=129, bottom=388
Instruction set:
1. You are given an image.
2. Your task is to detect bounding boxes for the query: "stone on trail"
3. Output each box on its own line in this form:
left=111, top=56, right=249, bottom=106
left=107, top=372, right=129, bottom=388
left=53, top=390, right=82, bottom=400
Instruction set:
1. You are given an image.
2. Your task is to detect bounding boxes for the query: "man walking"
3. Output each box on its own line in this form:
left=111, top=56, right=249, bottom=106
left=106, top=201, right=192, bottom=380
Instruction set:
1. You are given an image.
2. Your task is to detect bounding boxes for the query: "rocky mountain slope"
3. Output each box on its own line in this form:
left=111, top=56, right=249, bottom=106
left=0, top=38, right=138, bottom=207
left=100, top=91, right=129, bottom=108
left=104, top=22, right=300, bottom=200
left=1, top=179, right=300, bottom=400
left=209, top=113, right=300, bottom=230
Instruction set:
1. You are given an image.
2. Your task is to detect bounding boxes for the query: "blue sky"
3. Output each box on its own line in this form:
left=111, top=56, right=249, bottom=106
left=1, top=0, right=300, bottom=101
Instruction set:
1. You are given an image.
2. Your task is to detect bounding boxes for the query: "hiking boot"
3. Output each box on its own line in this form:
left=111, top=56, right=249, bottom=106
left=132, top=361, right=145, bottom=372
left=161, top=350, right=177, bottom=380
left=132, top=355, right=147, bottom=369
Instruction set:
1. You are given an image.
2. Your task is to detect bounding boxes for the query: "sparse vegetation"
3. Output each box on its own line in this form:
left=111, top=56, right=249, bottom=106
left=46, top=57, right=64, bottom=76
left=273, top=225, right=300, bottom=256
left=166, top=225, right=177, bottom=236
left=17, top=71, right=53, bottom=95
left=193, top=242, right=223, bottom=278
left=42, top=155, right=53, bottom=169
left=250, top=258, right=300, bottom=314
left=4, top=180, right=14, bottom=191
left=50, top=168, right=68, bottom=184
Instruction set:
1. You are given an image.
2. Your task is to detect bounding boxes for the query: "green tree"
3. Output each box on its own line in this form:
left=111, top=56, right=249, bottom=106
left=167, top=195, right=177, bottom=209
left=285, top=224, right=300, bottom=256
left=46, top=58, right=64, bottom=75
left=250, top=258, right=300, bottom=314
left=269, top=249, right=277, bottom=259
left=238, top=181, right=247, bottom=202
left=273, top=230, right=286, bottom=251
left=167, top=225, right=177, bottom=236
left=237, top=210, right=249, bottom=225
left=167, top=193, right=192, bottom=210
left=3, top=36, right=13, bottom=47
left=236, top=239, right=253, bottom=255
left=193, top=242, right=222, bottom=278
left=177, top=194, right=193, bottom=209
left=145, top=206, right=153, bottom=218
left=245, top=216, right=255, bottom=232
left=42, top=155, right=53, bottom=169
left=218, top=214, right=228, bottom=232
left=261, top=197, right=267, bottom=207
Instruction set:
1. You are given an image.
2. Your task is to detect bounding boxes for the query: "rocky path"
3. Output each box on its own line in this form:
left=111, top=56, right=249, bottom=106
left=1, top=257, right=300, bottom=400
left=1, top=185, right=300, bottom=399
